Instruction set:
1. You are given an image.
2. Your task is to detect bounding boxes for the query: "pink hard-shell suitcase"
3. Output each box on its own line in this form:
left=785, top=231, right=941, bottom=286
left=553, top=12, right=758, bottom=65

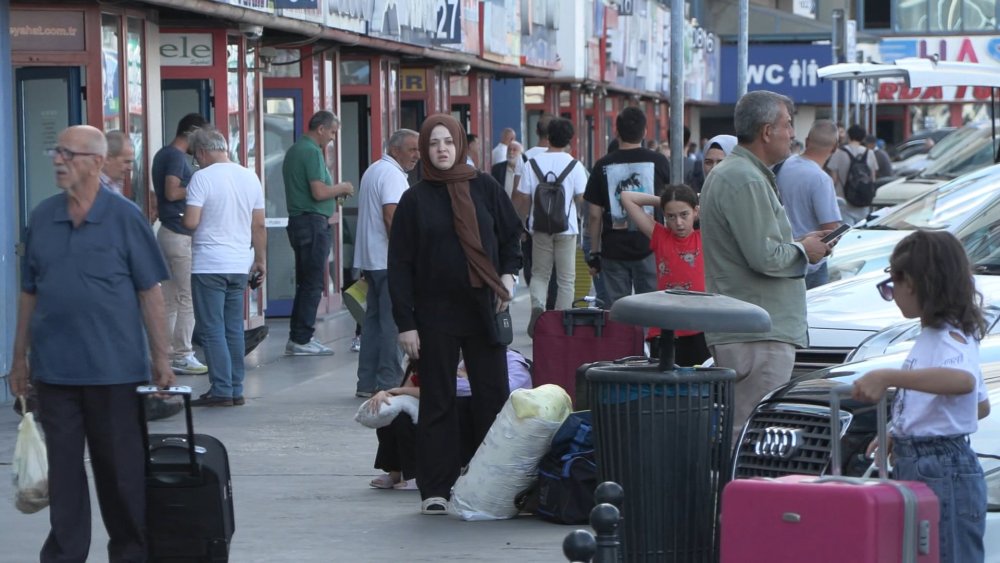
left=720, top=385, right=940, bottom=563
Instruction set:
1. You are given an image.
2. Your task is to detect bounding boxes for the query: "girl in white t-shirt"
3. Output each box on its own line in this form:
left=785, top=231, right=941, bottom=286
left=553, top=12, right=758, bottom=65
left=853, top=230, right=989, bottom=563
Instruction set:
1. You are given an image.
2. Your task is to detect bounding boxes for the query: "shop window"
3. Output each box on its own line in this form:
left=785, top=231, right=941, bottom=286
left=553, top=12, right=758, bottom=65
left=246, top=48, right=258, bottom=172
left=126, top=18, right=146, bottom=208
left=341, top=60, right=370, bottom=85
left=862, top=0, right=890, bottom=29
left=263, top=49, right=302, bottom=78
left=909, top=104, right=951, bottom=133
left=449, top=75, right=469, bottom=97
left=559, top=90, right=571, bottom=107
left=963, top=0, right=996, bottom=30
left=227, top=41, right=243, bottom=165
left=101, top=14, right=122, bottom=131
left=524, top=85, right=545, bottom=105
left=895, top=0, right=998, bottom=32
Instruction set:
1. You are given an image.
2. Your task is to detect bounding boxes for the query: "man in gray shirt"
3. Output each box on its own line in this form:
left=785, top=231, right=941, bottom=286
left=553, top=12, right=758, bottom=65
left=826, top=124, right=878, bottom=225
left=700, top=91, right=830, bottom=445
left=775, top=120, right=843, bottom=289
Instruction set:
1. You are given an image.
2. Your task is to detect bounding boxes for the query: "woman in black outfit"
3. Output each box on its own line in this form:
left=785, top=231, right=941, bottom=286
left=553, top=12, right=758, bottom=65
left=388, top=114, right=523, bottom=515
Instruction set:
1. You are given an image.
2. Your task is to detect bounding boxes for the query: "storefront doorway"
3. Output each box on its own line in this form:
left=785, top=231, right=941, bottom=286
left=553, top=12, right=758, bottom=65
left=15, top=66, right=84, bottom=230
left=262, top=89, right=302, bottom=317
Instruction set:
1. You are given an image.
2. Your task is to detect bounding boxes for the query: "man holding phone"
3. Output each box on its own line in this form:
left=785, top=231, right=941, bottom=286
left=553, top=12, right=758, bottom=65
left=775, top=119, right=844, bottom=289
left=700, top=91, right=832, bottom=447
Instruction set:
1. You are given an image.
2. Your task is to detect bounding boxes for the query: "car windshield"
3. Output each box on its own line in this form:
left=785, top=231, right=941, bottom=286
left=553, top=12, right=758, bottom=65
left=919, top=128, right=999, bottom=180
left=876, top=164, right=1000, bottom=231
left=925, top=125, right=978, bottom=161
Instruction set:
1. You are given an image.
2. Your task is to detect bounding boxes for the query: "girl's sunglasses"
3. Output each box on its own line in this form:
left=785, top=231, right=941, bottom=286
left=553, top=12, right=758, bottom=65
left=876, top=266, right=894, bottom=302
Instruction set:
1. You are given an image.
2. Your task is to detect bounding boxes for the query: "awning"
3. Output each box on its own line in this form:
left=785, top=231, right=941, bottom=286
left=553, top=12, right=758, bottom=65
left=817, top=57, right=1000, bottom=88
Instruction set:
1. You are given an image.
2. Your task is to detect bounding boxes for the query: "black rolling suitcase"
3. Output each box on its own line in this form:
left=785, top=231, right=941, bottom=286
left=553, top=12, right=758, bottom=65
left=138, top=386, right=235, bottom=562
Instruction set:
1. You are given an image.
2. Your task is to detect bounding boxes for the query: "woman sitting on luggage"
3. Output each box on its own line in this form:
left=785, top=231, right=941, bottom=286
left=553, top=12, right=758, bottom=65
left=619, top=184, right=709, bottom=366
left=367, top=350, right=533, bottom=491
left=388, top=114, right=522, bottom=515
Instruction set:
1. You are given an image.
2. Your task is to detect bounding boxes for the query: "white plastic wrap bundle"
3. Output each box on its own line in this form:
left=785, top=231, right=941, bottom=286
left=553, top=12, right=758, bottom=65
left=450, top=384, right=572, bottom=521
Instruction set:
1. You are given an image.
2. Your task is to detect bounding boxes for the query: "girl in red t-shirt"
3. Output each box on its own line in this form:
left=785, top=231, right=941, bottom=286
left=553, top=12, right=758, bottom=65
left=619, top=184, right=709, bottom=366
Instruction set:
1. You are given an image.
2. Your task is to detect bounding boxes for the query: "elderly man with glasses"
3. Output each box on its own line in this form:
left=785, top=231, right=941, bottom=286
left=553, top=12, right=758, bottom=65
left=9, top=125, right=174, bottom=561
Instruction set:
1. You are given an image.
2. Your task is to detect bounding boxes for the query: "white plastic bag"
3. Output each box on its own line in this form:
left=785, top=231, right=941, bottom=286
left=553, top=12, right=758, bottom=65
left=353, top=394, right=420, bottom=428
left=13, top=397, right=49, bottom=514
left=450, top=384, right=572, bottom=521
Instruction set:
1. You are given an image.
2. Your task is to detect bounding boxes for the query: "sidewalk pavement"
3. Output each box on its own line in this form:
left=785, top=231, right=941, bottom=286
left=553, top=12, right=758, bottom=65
left=0, top=287, right=578, bottom=562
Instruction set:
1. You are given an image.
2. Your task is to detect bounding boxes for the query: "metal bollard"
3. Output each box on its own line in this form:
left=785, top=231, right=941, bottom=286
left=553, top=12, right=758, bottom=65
left=563, top=529, right=597, bottom=562
left=591, top=502, right=621, bottom=563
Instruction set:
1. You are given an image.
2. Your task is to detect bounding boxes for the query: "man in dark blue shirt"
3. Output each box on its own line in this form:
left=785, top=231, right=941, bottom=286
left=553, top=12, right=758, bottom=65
left=9, top=125, right=174, bottom=561
left=152, top=112, right=210, bottom=375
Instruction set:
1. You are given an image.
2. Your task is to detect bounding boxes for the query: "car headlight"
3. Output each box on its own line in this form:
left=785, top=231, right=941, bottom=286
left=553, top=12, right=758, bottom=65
left=828, top=259, right=866, bottom=283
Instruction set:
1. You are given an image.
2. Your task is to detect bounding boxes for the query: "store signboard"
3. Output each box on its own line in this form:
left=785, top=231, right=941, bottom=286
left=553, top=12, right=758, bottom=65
left=160, top=33, right=214, bottom=67
left=519, top=0, right=559, bottom=69
left=357, top=0, right=476, bottom=51
left=10, top=10, right=86, bottom=51
left=720, top=43, right=832, bottom=104
left=483, top=0, right=521, bottom=66
left=878, top=36, right=1000, bottom=103
left=213, top=0, right=274, bottom=13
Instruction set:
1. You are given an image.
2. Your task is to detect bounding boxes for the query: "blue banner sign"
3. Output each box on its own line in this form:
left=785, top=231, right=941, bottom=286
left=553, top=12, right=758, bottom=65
left=720, top=43, right=833, bottom=104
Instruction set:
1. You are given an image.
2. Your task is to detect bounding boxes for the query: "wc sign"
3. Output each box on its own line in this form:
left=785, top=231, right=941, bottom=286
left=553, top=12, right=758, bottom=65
left=721, top=43, right=833, bottom=104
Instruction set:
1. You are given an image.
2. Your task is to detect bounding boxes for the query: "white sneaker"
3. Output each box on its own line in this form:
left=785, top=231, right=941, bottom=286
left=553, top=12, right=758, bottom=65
left=350, top=336, right=361, bottom=352
left=285, top=338, right=335, bottom=356
left=171, top=355, right=208, bottom=375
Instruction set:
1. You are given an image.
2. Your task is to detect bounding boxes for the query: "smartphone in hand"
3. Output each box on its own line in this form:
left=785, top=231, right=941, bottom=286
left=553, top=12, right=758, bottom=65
left=821, top=224, right=852, bottom=244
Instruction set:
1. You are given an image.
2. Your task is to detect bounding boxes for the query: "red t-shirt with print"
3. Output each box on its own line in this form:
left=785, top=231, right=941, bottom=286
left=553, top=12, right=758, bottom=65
left=649, top=223, right=704, bottom=338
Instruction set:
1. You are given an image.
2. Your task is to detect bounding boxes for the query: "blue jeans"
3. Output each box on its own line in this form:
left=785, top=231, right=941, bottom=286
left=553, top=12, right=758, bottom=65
left=357, top=270, right=403, bottom=393
left=601, top=254, right=656, bottom=307
left=893, top=435, right=987, bottom=563
left=192, top=273, right=248, bottom=399
left=287, top=213, right=331, bottom=344
left=805, top=261, right=829, bottom=289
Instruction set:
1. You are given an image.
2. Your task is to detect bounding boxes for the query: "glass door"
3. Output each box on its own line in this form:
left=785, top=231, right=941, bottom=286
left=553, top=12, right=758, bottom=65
left=16, top=67, right=84, bottom=232
left=262, top=89, right=302, bottom=317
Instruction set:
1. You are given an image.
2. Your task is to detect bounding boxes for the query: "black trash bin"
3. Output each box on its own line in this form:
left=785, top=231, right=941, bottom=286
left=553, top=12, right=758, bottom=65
left=586, top=290, right=770, bottom=563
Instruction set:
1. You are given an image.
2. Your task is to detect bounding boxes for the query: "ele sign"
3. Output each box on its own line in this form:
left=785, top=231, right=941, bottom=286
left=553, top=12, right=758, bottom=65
left=159, top=33, right=213, bottom=66
left=878, top=37, right=1000, bottom=103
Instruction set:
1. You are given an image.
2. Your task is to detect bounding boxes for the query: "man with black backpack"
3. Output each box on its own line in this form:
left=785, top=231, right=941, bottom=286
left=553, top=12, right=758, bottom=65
left=826, top=124, right=878, bottom=225
left=513, top=117, right=588, bottom=334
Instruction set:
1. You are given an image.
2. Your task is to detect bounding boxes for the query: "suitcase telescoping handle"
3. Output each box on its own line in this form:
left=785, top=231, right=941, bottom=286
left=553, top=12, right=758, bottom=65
left=829, top=383, right=888, bottom=479
left=137, top=385, right=199, bottom=476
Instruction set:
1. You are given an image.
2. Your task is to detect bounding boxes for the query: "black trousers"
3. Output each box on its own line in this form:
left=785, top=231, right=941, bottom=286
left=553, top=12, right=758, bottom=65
left=36, top=382, right=147, bottom=563
left=374, top=413, right=418, bottom=480
left=416, top=329, right=509, bottom=500
left=286, top=213, right=332, bottom=344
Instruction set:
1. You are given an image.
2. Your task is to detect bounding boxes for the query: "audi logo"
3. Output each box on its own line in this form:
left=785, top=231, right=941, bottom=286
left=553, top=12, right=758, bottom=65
left=753, top=427, right=803, bottom=459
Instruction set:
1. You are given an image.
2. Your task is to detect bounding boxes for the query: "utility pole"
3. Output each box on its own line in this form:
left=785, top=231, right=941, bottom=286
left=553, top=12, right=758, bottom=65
left=669, top=0, right=685, bottom=184
left=831, top=9, right=842, bottom=126
left=737, top=0, right=748, bottom=99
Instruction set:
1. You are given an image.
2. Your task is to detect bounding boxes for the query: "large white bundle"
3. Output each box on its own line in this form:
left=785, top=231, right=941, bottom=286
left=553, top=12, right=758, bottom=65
left=450, top=384, right=572, bottom=521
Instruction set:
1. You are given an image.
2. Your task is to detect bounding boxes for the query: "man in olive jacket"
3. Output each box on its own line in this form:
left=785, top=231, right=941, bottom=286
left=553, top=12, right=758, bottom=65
left=699, top=90, right=831, bottom=445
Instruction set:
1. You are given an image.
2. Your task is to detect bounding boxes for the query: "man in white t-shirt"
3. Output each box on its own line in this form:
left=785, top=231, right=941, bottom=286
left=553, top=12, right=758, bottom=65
left=182, top=128, right=266, bottom=407
left=513, top=117, right=588, bottom=330
left=354, top=129, right=420, bottom=397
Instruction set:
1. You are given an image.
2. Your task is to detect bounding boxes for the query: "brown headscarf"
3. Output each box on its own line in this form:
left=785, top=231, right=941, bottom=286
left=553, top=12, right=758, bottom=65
left=418, top=114, right=510, bottom=301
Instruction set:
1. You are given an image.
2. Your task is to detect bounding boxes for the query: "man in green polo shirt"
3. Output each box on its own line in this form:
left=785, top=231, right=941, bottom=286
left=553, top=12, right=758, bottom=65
left=282, top=110, right=354, bottom=355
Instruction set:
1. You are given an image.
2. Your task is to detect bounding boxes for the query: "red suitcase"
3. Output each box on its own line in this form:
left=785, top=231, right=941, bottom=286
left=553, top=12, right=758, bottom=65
left=720, top=385, right=940, bottom=563
left=531, top=304, right=644, bottom=406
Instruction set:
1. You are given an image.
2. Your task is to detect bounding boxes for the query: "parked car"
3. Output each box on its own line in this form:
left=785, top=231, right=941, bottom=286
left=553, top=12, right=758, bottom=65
left=874, top=120, right=999, bottom=207
left=890, top=126, right=957, bottom=164
left=733, top=347, right=1000, bottom=561
left=828, top=161, right=1000, bottom=282
left=847, top=306, right=1000, bottom=363
left=891, top=126, right=965, bottom=177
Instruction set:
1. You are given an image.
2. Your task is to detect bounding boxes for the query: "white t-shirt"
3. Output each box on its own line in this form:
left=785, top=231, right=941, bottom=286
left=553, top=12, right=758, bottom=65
left=523, top=146, right=547, bottom=160
left=186, top=163, right=265, bottom=274
left=354, top=155, right=409, bottom=271
left=891, top=324, right=986, bottom=437
left=517, top=151, right=588, bottom=235
left=492, top=142, right=508, bottom=168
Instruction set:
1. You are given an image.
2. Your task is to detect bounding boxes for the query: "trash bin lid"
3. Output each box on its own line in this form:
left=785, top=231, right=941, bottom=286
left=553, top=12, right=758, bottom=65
left=610, top=289, right=771, bottom=333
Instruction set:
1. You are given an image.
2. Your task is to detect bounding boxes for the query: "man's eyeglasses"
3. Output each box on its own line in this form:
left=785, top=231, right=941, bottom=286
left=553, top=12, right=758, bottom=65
left=876, top=266, right=894, bottom=302
left=46, top=146, right=100, bottom=161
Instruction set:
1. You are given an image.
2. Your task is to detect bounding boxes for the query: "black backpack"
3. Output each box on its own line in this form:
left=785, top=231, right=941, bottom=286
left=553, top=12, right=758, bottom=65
left=516, top=411, right=596, bottom=524
left=529, top=158, right=577, bottom=235
left=841, top=147, right=876, bottom=207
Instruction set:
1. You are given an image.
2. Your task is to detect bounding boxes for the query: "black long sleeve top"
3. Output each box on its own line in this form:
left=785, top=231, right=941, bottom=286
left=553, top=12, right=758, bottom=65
left=388, top=173, right=523, bottom=337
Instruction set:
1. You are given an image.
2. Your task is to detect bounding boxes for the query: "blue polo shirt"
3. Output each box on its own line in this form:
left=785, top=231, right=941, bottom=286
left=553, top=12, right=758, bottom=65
left=22, top=187, right=170, bottom=385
